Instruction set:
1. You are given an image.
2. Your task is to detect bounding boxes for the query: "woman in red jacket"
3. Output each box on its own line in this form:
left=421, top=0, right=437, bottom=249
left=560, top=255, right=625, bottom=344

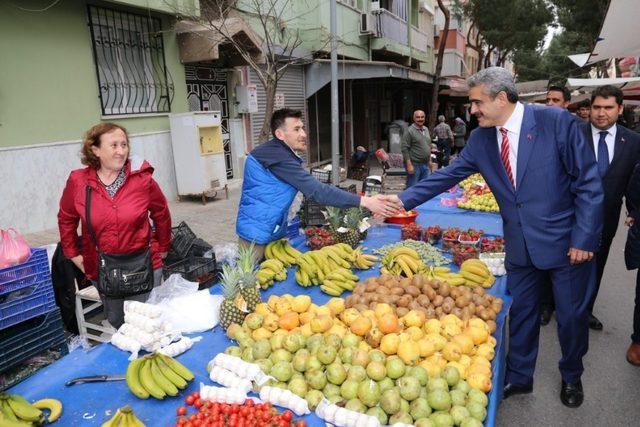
left=58, top=123, right=171, bottom=328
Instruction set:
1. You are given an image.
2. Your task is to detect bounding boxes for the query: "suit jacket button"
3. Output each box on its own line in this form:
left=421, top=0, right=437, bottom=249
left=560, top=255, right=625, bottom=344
left=516, top=203, right=523, bottom=208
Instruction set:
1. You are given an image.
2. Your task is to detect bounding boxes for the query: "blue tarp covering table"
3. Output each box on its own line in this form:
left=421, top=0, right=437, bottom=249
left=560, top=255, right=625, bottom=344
left=9, top=199, right=510, bottom=427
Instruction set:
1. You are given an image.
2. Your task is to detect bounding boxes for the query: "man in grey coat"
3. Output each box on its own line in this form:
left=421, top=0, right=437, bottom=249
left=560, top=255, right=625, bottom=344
left=401, top=110, right=432, bottom=187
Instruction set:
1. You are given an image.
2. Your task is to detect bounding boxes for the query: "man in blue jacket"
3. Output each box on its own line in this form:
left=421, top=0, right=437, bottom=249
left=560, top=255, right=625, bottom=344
left=381, top=67, right=603, bottom=407
left=236, top=108, right=396, bottom=259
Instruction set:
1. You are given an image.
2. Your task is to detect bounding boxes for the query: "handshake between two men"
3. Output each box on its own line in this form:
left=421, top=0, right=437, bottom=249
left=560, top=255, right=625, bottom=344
left=360, top=194, right=404, bottom=219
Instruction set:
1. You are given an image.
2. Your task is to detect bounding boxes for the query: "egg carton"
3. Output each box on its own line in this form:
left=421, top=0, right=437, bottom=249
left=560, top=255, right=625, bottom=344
left=479, top=252, right=506, bottom=276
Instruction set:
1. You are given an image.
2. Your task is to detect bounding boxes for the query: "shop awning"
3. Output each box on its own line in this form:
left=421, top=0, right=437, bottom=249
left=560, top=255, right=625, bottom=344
left=175, top=18, right=263, bottom=64
left=567, top=77, right=640, bottom=89
left=305, top=59, right=433, bottom=97
left=569, top=0, right=640, bottom=66
left=439, top=77, right=468, bottom=97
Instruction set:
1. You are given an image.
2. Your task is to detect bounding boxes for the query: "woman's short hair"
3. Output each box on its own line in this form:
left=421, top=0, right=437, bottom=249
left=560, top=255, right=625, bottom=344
left=80, top=123, right=129, bottom=168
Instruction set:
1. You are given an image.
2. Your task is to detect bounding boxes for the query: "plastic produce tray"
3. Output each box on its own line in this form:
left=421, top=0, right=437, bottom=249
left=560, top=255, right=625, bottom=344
left=168, top=221, right=197, bottom=260
left=0, top=276, right=56, bottom=330
left=163, top=256, right=217, bottom=287
left=0, top=308, right=68, bottom=375
left=0, top=248, right=49, bottom=295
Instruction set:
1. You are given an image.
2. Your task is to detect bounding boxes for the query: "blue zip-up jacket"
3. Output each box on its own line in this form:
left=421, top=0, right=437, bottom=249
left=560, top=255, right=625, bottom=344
left=236, top=138, right=361, bottom=244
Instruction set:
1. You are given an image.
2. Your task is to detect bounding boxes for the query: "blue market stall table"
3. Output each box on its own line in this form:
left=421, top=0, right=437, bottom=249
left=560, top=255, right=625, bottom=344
left=8, top=198, right=510, bottom=427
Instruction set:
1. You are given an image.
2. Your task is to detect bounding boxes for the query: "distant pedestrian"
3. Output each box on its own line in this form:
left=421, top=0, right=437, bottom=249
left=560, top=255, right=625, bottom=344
left=576, top=99, right=591, bottom=122
left=452, top=117, right=467, bottom=155
left=433, top=115, right=454, bottom=167
left=401, top=109, right=432, bottom=187
left=545, top=85, right=571, bottom=109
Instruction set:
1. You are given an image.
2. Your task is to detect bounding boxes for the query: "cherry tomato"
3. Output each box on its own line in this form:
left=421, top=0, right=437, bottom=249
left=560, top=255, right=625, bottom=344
left=192, top=392, right=201, bottom=400
left=295, top=420, right=307, bottom=427
left=282, top=410, right=292, bottom=422
left=244, top=399, right=254, bottom=407
left=185, top=395, right=195, bottom=406
left=177, top=406, right=188, bottom=416
left=194, top=399, right=203, bottom=410
left=188, top=415, right=197, bottom=422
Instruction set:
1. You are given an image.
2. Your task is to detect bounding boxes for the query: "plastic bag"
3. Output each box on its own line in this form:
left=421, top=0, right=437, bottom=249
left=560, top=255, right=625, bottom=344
left=0, top=228, right=31, bottom=269
left=146, top=274, right=199, bottom=305
left=160, top=291, right=222, bottom=334
left=214, top=243, right=238, bottom=267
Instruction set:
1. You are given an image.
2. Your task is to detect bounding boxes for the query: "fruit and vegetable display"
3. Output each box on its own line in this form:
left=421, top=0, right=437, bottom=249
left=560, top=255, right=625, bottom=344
left=294, top=244, right=378, bottom=295
left=458, top=174, right=499, bottom=213
left=0, top=393, right=62, bottom=425
left=257, top=258, right=288, bottom=289
left=424, top=226, right=443, bottom=244
left=345, top=274, right=501, bottom=327
left=125, top=353, right=195, bottom=400
left=175, top=394, right=308, bottom=427
left=221, top=293, right=495, bottom=426
left=304, top=227, right=335, bottom=250
left=480, top=237, right=505, bottom=253
left=220, top=245, right=262, bottom=330
left=101, top=405, right=145, bottom=427
left=376, top=241, right=450, bottom=270
left=479, top=253, right=506, bottom=276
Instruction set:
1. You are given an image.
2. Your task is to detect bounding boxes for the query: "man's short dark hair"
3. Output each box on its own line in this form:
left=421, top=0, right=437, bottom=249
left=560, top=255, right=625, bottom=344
left=591, top=85, right=624, bottom=105
left=578, top=99, right=591, bottom=109
left=271, top=108, right=303, bottom=138
left=547, top=85, right=571, bottom=102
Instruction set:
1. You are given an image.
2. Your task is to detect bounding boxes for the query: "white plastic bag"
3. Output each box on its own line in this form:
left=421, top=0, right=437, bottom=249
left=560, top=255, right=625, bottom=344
left=213, top=243, right=238, bottom=266
left=146, top=274, right=199, bottom=305
left=160, top=290, right=222, bottom=334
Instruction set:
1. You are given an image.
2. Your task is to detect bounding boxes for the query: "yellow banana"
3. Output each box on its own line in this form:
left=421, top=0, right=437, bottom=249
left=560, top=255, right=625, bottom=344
left=124, top=409, right=146, bottom=427
left=32, top=399, right=62, bottom=423
left=323, top=249, right=350, bottom=268
left=395, top=257, right=414, bottom=278
left=6, top=394, right=43, bottom=422
left=362, top=254, right=378, bottom=262
left=338, top=280, right=356, bottom=291
left=139, top=358, right=166, bottom=400
left=398, top=255, right=419, bottom=272
left=281, top=241, right=302, bottom=260
left=101, top=410, right=123, bottom=427
left=260, top=259, right=284, bottom=271
left=0, top=400, right=20, bottom=422
left=380, top=267, right=390, bottom=275
left=433, top=266, right=451, bottom=273
left=461, top=259, right=489, bottom=271
left=155, top=356, right=187, bottom=389
left=264, top=241, right=276, bottom=259
left=279, top=240, right=298, bottom=264
left=390, top=247, right=420, bottom=259
left=461, top=270, right=486, bottom=284
left=158, top=354, right=194, bottom=381
left=335, top=243, right=354, bottom=254
left=483, top=275, right=496, bottom=288
left=320, top=285, right=342, bottom=296
left=149, top=358, right=179, bottom=396
left=462, top=265, right=490, bottom=279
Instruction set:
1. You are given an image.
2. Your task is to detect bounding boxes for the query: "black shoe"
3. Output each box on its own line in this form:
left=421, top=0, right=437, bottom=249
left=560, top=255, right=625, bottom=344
left=503, top=383, right=533, bottom=399
left=540, top=307, right=553, bottom=325
left=560, top=380, right=584, bottom=407
left=588, top=314, right=603, bottom=330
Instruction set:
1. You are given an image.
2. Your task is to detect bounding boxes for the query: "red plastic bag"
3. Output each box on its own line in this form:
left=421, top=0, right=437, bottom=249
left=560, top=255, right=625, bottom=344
left=0, top=228, right=31, bottom=269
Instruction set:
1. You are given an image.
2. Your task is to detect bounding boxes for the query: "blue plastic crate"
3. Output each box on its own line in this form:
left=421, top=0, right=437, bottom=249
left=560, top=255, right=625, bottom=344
left=287, top=216, right=301, bottom=239
left=0, top=277, right=56, bottom=330
left=0, top=248, right=49, bottom=293
left=0, top=309, right=67, bottom=374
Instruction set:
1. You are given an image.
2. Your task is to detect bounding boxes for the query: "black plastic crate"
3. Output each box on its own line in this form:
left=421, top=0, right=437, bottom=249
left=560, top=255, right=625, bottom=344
left=299, top=184, right=357, bottom=228
left=163, top=256, right=217, bottom=289
left=187, top=237, right=213, bottom=257
left=310, top=167, right=347, bottom=183
left=0, top=309, right=68, bottom=375
left=168, top=222, right=197, bottom=260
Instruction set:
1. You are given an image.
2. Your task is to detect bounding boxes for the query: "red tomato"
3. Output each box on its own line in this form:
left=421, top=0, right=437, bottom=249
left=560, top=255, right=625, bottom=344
left=185, top=395, right=195, bottom=406
left=295, top=420, right=307, bottom=427
left=194, top=399, right=203, bottom=410
left=282, top=411, right=293, bottom=422
left=244, top=399, right=254, bottom=407
left=177, top=406, right=188, bottom=416
left=192, top=392, right=201, bottom=400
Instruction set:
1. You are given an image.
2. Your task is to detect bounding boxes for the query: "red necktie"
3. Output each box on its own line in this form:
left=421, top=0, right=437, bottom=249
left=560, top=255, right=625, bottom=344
left=500, top=127, right=515, bottom=187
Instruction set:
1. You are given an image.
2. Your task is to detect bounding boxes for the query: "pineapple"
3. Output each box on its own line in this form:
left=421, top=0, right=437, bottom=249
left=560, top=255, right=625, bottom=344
left=323, top=206, right=344, bottom=232
left=236, top=243, right=261, bottom=312
left=340, top=207, right=364, bottom=248
left=219, top=264, right=247, bottom=330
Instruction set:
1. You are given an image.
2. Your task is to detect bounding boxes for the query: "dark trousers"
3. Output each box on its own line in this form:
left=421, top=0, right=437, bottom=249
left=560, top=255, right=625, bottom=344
left=437, top=140, right=451, bottom=167
left=588, top=231, right=616, bottom=313
left=633, top=270, right=640, bottom=344
left=539, top=280, right=555, bottom=313
left=505, top=259, right=596, bottom=386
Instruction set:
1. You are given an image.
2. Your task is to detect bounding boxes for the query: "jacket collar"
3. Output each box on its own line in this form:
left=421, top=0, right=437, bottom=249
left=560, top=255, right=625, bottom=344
left=274, top=138, right=303, bottom=163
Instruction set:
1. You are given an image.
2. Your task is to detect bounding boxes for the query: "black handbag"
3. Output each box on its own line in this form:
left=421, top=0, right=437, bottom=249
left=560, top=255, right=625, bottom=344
left=85, top=185, right=154, bottom=298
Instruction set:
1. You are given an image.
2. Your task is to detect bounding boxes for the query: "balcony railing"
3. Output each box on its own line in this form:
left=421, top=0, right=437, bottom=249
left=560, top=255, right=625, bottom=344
left=373, top=9, right=408, bottom=45
left=410, top=27, right=431, bottom=53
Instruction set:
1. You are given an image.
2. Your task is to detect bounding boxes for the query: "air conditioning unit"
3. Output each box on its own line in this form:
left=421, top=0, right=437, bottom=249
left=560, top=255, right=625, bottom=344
left=360, top=13, right=375, bottom=35
left=371, top=1, right=380, bottom=11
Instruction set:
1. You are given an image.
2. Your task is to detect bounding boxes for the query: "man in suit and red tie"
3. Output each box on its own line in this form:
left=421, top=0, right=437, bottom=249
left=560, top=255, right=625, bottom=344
left=381, top=67, right=603, bottom=407
left=585, top=85, right=640, bottom=331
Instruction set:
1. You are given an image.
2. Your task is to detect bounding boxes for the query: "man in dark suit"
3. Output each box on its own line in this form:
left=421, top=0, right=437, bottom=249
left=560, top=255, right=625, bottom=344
left=585, top=85, right=640, bottom=330
left=382, top=67, right=603, bottom=407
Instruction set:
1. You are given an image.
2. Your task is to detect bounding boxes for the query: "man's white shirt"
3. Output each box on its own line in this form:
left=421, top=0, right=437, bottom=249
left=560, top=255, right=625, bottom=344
left=591, top=123, right=616, bottom=163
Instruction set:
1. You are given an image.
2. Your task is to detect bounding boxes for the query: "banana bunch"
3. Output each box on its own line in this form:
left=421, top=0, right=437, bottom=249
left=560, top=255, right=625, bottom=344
left=380, top=247, right=426, bottom=278
left=101, top=405, right=145, bottom=427
left=0, top=393, right=56, bottom=426
left=423, top=266, right=466, bottom=286
left=352, top=246, right=378, bottom=269
left=294, top=244, right=360, bottom=295
left=256, top=259, right=287, bottom=289
left=460, top=259, right=496, bottom=288
left=265, top=239, right=302, bottom=267
left=126, top=354, right=194, bottom=400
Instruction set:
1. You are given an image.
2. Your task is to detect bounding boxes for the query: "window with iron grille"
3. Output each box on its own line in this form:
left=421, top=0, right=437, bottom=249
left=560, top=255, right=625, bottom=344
left=87, top=5, right=173, bottom=116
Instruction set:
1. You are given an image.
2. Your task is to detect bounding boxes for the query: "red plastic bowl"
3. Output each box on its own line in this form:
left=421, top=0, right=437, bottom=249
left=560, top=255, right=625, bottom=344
left=385, top=210, right=419, bottom=224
